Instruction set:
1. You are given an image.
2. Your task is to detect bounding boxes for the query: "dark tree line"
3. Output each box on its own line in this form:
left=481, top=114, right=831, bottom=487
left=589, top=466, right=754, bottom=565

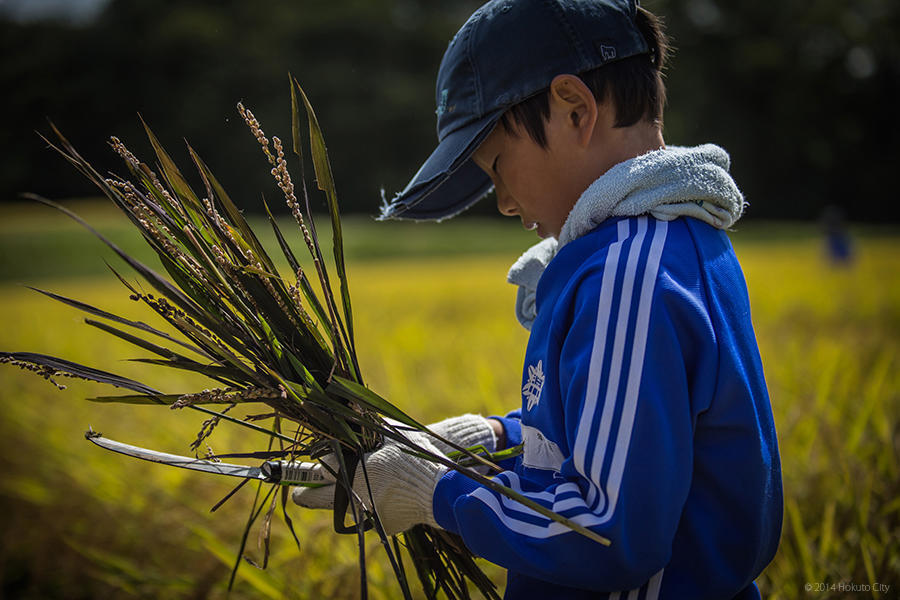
left=1, top=0, right=897, bottom=220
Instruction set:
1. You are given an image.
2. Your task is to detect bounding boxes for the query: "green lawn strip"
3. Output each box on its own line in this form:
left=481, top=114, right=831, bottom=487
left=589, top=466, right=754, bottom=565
left=0, top=200, right=538, bottom=282
left=5, top=199, right=899, bottom=283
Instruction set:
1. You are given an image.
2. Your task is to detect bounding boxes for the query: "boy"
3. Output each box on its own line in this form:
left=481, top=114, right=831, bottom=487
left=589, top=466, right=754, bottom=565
left=295, top=1, right=783, bottom=598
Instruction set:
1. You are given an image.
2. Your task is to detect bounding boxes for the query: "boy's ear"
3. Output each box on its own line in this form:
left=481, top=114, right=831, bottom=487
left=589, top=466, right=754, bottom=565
left=548, top=74, right=598, bottom=147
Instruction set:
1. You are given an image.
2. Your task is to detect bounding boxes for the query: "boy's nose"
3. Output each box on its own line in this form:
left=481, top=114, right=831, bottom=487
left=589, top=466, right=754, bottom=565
left=495, top=187, right=519, bottom=216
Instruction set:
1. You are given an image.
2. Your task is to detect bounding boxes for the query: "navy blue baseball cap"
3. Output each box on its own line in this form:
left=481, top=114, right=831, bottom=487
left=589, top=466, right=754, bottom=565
left=379, top=0, right=649, bottom=221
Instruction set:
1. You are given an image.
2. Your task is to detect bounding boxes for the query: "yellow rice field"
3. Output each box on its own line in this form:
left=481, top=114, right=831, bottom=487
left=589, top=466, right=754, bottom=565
left=0, top=205, right=897, bottom=598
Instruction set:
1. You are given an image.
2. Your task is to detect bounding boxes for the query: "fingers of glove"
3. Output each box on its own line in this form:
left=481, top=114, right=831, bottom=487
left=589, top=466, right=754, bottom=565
left=292, top=450, right=382, bottom=512
left=291, top=483, right=335, bottom=510
left=290, top=465, right=378, bottom=519
left=292, top=442, right=446, bottom=535
left=291, top=476, right=373, bottom=513
left=420, top=415, right=478, bottom=454
left=352, top=443, right=445, bottom=535
left=297, top=452, right=344, bottom=483
left=426, top=414, right=496, bottom=454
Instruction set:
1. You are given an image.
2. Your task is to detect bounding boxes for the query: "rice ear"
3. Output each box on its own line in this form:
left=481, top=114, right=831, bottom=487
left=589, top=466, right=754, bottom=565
left=1, top=351, right=158, bottom=395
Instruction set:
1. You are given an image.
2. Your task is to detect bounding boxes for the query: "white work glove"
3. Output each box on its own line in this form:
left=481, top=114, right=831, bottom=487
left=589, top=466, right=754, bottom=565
left=292, top=432, right=449, bottom=536
left=426, top=413, right=497, bottom=455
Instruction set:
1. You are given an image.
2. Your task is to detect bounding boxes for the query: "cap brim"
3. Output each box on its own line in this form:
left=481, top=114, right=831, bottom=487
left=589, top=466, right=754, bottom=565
left=380, top=108, right=504, bottom=221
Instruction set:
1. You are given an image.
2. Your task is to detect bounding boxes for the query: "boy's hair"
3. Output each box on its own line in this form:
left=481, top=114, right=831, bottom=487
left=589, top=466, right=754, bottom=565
left=500, top=6, right=669, bottom=147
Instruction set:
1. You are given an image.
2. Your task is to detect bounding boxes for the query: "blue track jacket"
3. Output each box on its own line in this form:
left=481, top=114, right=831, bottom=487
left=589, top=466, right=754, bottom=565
left=432, top=216, right=783, bottom=599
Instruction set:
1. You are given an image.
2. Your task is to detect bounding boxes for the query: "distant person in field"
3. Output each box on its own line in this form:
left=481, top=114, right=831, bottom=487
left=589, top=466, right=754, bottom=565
left=294, top=1, right=783, bottom=598
left=821, top=205, right=854, bottom=266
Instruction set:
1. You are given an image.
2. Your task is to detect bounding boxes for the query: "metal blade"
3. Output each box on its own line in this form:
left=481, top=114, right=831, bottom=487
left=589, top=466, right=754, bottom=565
left=86, top=429, right=265, bottom=480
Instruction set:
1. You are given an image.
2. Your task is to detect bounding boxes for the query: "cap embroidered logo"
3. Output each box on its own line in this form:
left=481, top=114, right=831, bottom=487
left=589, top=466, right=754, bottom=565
left=436, top=89, right=449, bottom=117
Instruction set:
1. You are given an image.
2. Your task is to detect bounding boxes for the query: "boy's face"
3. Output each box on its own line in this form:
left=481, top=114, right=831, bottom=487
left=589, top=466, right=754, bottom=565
left=471, top=119, right=582, bottom=240
left=471, top=74, right=663, bottom=238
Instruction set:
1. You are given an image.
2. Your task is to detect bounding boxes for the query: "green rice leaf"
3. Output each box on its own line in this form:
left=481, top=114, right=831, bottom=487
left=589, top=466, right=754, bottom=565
left=328, top=376, right=421, bottom=429
left=282, top=349, right=325, bottom=394
left=171, top=317, right=269, bottom=386
left=281, top=382, right=360, bottom=447
left=279, top=485, right=303, bottom=554
left=192, top=525, right=281, bottom=600
left=292, top=78, right=360, bottom=381
left=225, top=481, right=276, bottom=594
left=83, top=318, right=246, bottom=387
left=128, top=358, right=246, bottom=386
left=188, top=405, right=298, bottom=443
left=30, top=197, right=216, bottom=337
left=1, top=351, right=158, bottom=395
left=84, top=318, right=184, bottom=361
left=139, top=118, right=205, bottom=219
left=88, top=394, right=182, bottom=405
left=261, top=198, right=332, bottom=353
left=38, top=126, right=123, bottom=208
left=238, top=264, right=281, bottom=279
left=188, top=145, right=279, bottom=276
left=262, top=196, right=301, bottom=274
left=289, top=73, right=304, bottom=168
left=28, top=286, right=208, bottom=358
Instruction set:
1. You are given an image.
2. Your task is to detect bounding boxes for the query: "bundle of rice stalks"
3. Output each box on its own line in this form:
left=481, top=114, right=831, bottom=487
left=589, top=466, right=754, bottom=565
left=1, top=77, right=607, bottom=599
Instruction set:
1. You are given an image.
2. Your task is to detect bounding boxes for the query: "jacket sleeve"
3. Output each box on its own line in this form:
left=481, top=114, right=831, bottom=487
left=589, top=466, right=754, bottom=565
left=487, top=409, right=523, bottom=471
left=432, top=243, right=707, bottom=591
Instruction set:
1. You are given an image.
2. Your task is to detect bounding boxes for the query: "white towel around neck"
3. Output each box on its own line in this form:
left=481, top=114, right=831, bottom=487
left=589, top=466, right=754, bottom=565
left=507, top=144, right=745, bottom=330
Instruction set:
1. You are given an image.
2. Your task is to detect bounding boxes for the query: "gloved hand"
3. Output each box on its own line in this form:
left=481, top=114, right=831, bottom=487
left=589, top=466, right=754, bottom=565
left=426, top=413, right=498, bottom=455
left=292, top=431, right=448, bottom=536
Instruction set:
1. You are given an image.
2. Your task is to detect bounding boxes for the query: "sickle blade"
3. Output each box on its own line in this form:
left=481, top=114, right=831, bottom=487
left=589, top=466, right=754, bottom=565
left=85, top=429, right=265, bottom=480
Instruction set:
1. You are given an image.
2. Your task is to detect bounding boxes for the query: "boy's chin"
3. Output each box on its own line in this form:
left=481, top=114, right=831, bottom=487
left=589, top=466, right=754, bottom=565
left=533, top=223, right=553, bottom=239
left=523, top=220, right=542, bottom=235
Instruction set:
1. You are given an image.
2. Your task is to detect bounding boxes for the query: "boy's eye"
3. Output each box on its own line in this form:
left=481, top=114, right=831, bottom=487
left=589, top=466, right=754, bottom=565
left=491, top=156, right=499, bottom=174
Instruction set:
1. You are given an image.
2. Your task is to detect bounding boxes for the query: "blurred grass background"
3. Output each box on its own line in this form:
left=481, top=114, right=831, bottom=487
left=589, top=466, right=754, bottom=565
left=1, top=200, right=898, bottom=598
left=2, top=0, right=898, bottom=596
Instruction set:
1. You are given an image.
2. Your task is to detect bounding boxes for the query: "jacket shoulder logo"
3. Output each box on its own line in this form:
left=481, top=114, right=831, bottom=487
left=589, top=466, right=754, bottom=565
left=522, top=359, right=545, bottom=411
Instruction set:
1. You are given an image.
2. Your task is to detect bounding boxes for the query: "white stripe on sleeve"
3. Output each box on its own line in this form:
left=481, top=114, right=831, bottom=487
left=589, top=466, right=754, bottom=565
left=469, top=218, right=669, bottom=539
left=573, top=219, right=632, bottom=497
left=610, top=568, right=664, bottom=600
left=587, top=217, right=649, bottom=513
left=646, top=568, right=665, bottom=600
left=596, top=220, right=667, bottom=522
